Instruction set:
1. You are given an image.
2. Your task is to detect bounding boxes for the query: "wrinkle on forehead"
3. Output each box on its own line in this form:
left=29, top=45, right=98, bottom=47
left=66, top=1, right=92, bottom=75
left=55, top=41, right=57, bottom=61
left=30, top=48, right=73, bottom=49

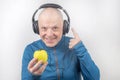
left=38, top=8, right=63, bottom=21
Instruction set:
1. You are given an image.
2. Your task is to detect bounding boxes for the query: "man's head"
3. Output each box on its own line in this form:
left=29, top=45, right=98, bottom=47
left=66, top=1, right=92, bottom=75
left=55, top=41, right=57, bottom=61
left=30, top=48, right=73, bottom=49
left=38, top=8, right=63, bottom=47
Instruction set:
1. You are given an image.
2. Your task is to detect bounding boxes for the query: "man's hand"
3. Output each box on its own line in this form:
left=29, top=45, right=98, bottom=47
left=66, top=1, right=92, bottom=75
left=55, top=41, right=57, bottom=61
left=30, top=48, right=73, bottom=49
left=69, top=28, right=81, bottom=49
left=28, top=58, right=48, bottom=75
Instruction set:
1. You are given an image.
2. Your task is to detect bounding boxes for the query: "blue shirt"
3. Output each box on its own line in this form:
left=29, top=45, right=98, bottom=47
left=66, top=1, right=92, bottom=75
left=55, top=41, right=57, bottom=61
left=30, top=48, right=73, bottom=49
left=22, top=36, right=100, bottom=80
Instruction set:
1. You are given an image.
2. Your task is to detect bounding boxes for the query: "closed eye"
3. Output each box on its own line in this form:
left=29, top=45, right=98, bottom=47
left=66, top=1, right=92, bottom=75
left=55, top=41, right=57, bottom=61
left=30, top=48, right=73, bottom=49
left=41, top=27, right=47, bottom=31
left=52, top=26, right=59, bottom=31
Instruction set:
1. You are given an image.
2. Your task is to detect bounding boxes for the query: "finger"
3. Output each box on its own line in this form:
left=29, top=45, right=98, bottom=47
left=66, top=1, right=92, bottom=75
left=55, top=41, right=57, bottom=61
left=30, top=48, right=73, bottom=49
left=29, top=60, right=43, bottom=73
left=69, top=40, right=73, bottom=46
left=71, top=28, right=79, bottom=38
left=33, top=62, right=48, bottom=75
left=69, top=44, right=73, bottom=49
left=70, top=39, right=74, bottom=42
left=28, top=58, right=38, bottom=69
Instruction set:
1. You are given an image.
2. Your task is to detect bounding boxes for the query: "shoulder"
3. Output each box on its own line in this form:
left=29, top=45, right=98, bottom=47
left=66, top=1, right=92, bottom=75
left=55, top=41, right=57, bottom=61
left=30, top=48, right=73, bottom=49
left=61, top=36, right=72, bottom=48
left=23, top=39, right=43, bottom=58
left=63, top=36, right=72, bottom=43
left=24, top=39, right=42, bottom=51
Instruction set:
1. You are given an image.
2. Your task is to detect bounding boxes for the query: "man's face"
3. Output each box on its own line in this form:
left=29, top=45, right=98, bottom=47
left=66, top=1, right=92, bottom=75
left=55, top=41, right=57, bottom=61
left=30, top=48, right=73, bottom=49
left=38, top=8, right=63, bottom=47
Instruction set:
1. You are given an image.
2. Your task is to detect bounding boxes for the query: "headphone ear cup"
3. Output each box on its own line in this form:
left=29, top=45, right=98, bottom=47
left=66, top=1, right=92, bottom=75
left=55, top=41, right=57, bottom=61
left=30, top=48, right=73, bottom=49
left=33, top=21, right=39, bottom=34
left=63, top=20, right=69, bottom=35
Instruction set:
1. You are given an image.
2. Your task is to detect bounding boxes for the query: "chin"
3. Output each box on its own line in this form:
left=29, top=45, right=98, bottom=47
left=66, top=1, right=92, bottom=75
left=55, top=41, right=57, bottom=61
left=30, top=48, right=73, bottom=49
left=45, top=43, right=57, bottom=47
left=46, top=44, right=56, bottom=47
left=44, top=40, right=59, bottom=47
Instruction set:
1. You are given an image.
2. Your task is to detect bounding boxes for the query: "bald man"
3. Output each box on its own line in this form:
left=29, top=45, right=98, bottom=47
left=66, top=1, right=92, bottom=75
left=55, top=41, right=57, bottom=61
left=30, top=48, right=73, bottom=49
left=22, top=7, right=100, bottom=80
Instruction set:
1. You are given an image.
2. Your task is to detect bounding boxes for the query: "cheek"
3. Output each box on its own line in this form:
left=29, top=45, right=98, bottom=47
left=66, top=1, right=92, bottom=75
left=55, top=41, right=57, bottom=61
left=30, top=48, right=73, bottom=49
left=39, top=32, right=45, bottom=38
left=39, top=29, right=63, bottom=39
left=58, top=28, right=63, bottom=35
left=56, top=30, right=63, bottom=37
left=55, top=32, right=63, bottom=42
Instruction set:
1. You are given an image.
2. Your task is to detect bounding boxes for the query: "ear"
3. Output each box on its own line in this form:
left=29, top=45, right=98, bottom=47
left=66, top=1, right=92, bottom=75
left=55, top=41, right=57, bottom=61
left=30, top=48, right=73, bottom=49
left=33, top=21, right=39, bottom=34
left=63, top=20, right=69, bottom=35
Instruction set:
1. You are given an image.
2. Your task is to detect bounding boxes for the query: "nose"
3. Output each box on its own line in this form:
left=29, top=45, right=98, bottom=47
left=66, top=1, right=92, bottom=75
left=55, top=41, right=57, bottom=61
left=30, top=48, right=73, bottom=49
left=46, top=29, right=53, bottom=36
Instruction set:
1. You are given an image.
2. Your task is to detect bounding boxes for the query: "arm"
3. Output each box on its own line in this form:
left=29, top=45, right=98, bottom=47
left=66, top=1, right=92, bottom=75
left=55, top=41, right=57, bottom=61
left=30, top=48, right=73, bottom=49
left=74, top=41, right=100, bottom=80
left=21, top=45, right=40, bottom=80
left=69, top=28, right=100, bottom=80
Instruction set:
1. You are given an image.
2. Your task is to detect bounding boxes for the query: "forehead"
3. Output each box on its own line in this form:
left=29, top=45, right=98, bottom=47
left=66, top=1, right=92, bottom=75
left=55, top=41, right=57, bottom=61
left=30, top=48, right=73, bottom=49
left=38, top=8, right=63, bottom=27
left=38, top=8, right=63, bottom=20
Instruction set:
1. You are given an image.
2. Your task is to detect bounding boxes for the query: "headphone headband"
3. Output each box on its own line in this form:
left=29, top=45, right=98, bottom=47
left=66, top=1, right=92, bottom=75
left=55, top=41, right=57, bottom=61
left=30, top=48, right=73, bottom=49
left=39, top=3, right=63, bottom=9
left=32, top=3, right=70, bottom=35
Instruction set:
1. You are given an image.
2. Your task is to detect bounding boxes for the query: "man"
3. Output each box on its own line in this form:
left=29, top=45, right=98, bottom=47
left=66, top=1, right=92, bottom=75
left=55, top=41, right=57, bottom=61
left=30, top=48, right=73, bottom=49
left=22, top=4, right=100, bottom=80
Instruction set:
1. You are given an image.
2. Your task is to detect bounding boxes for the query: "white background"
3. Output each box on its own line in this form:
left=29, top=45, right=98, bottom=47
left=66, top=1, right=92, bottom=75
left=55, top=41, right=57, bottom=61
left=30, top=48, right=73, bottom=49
left=0, top=0, right=120, bottom=80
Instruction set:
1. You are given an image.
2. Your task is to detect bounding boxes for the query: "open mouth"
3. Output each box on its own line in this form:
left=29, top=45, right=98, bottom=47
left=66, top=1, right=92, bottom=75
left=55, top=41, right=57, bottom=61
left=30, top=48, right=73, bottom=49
left=45, top=38, right=56, bottom=43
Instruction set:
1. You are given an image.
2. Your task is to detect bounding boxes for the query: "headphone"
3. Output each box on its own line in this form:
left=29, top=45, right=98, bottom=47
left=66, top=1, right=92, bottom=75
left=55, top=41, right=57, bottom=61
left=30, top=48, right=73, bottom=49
left=32, top=3, right=70, bottom=35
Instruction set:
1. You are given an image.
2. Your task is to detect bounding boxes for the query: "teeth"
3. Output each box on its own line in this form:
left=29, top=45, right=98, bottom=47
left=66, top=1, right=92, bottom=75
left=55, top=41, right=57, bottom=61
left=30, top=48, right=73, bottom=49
left=46, top=38, right=53, bottom=40
left=46, top=38, right=55, bottom=40
left=46, top=39, right=54, bottom=41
